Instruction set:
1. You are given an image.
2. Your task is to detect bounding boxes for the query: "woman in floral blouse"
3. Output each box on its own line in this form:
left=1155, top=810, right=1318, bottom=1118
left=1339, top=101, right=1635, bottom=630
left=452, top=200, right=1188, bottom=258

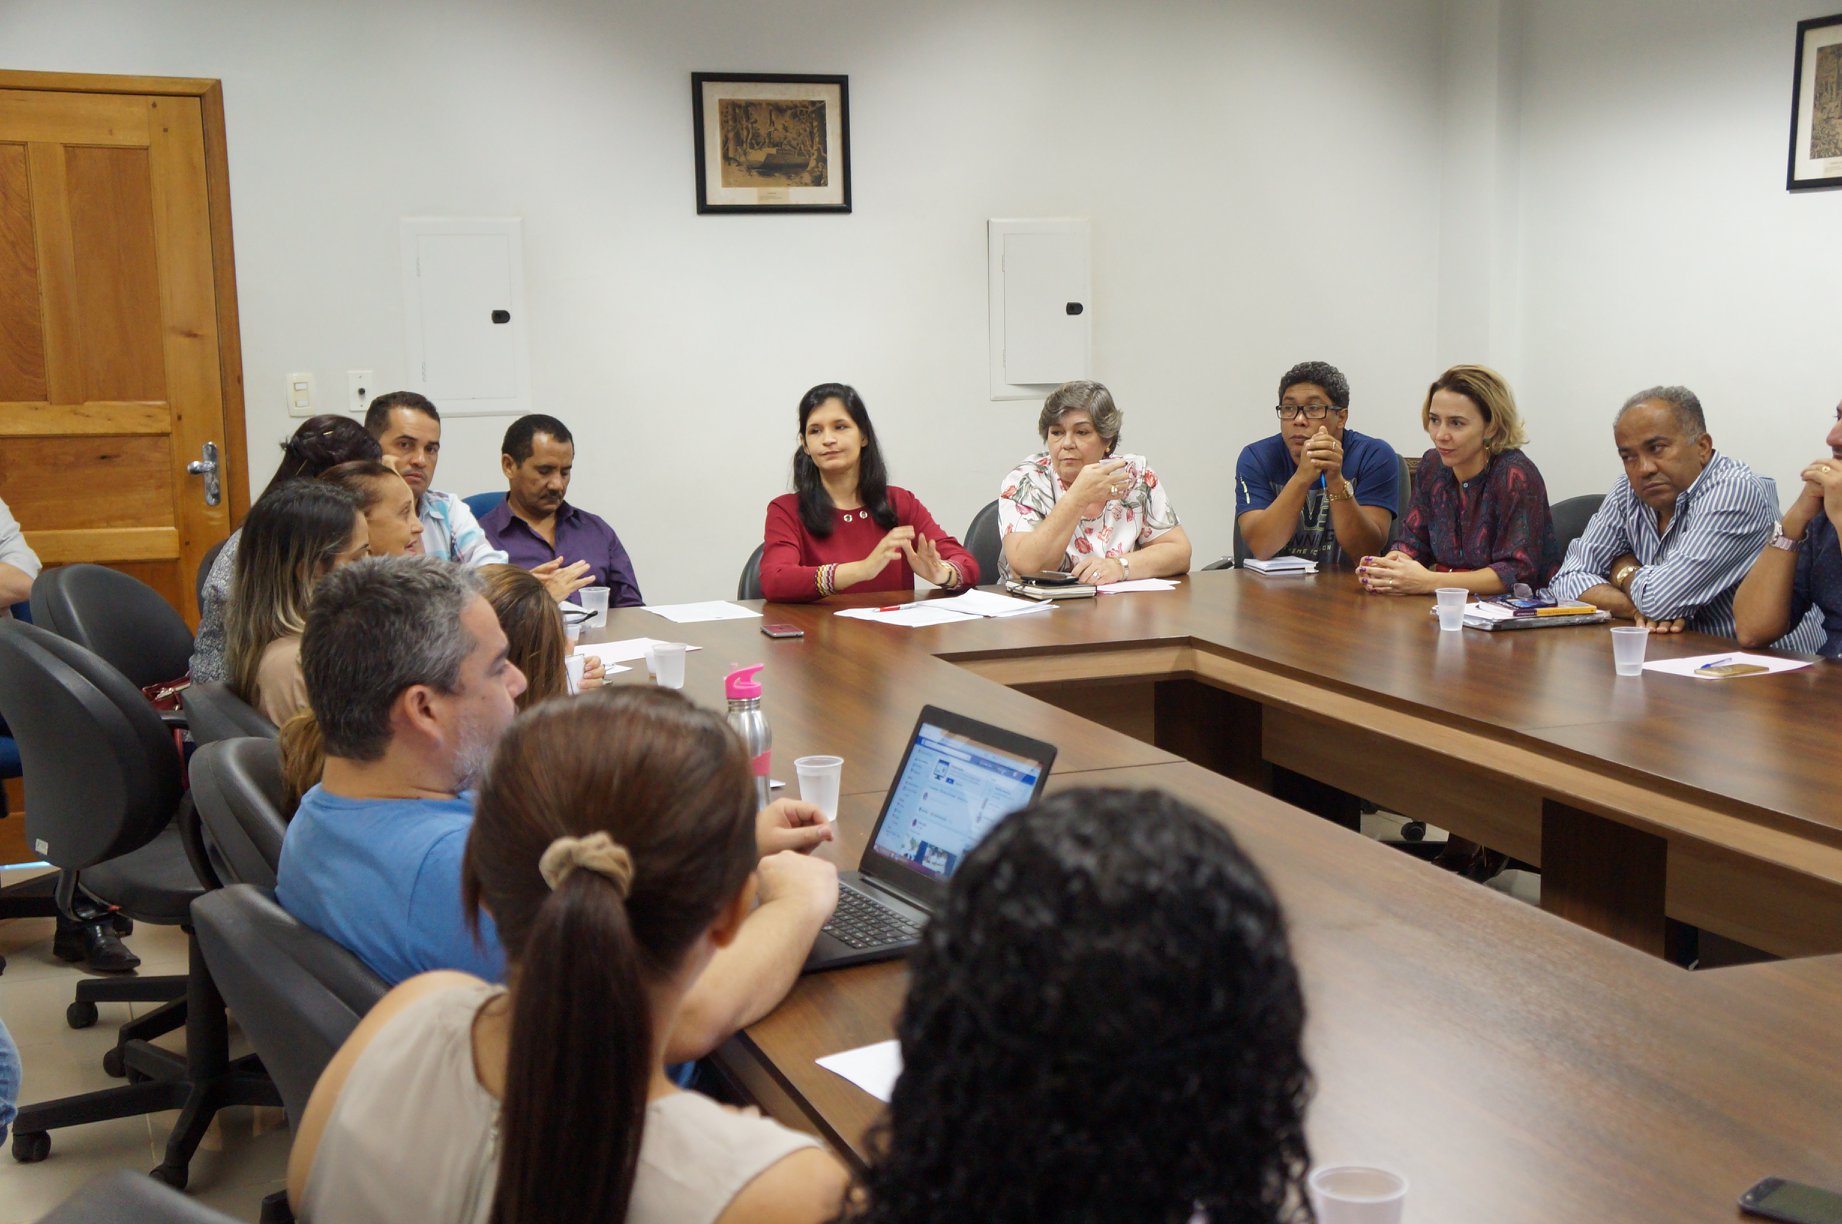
left=1358, top=364, right=1559, bottom=597
left=997, top=381, right=1191, bottom=584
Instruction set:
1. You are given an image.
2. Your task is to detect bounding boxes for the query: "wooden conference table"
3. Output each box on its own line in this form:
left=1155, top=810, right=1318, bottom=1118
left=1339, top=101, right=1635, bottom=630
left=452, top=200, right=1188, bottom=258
left=589, top=571, right=1842, bottom=1222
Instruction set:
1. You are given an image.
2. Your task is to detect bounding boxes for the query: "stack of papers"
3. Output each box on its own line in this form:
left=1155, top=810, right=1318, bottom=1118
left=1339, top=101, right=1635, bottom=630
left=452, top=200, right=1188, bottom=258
left=1460, top=600, right=1608, bottom=630
left=642, top=601, right=762, bottom=624
left=575, top=637, right=702, bottom=664
left=1243, top=556, right=1317, bottom=576
left=835, top=589, right=1056, bottom=629
left=1096, top=577, right=1181, bottom=595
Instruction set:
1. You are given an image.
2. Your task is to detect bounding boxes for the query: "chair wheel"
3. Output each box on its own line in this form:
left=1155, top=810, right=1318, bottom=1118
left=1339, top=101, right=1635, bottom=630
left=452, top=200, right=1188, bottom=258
left=66, top=1000, right=98, bottom=1029
left=150, top=1161, right=188, bottom=1190
left=1401, top=821, right=1427, bottom=843
left=103, top=1045, right=127, bottom=1077
left=12, top=1130, right=50, bottom=1163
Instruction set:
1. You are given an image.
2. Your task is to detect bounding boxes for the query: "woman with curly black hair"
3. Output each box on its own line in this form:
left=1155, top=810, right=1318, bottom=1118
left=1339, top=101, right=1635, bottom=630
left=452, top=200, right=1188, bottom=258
left=844, top=787, right=1313, bottom=1224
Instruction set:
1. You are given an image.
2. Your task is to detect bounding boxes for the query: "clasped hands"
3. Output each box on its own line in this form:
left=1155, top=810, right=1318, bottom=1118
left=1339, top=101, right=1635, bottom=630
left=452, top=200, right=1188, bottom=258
left=1357, top=551, right=1433, bottom=595
left=1293, top=427, right=1346, bottom=485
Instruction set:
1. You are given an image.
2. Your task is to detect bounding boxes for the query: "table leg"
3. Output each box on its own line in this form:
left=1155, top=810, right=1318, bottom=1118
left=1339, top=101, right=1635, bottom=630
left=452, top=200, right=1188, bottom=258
left=1541, top=800, right=1667, bottom=956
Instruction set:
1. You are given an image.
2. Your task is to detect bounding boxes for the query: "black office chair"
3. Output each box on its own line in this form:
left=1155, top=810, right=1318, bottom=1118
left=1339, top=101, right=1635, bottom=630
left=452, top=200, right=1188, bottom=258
left=183, top=682, right=278, bottom=747
left=30, top=564, right=194, bottom=692
left=194, top=537, right=229, bottom=612
left=188, top=738, right=288, bottom=889
left=1199, top=558, right=1234, bottom=571
left=463, top=490, right=506, bottom=520
left=0, top=620, right=276, bottom=1186
left=737, top=543, right=765, bottom=601
left=1550, top=493, right=1605, bottom=559
left=192, top=885, right=388, bottom=1131
left=35, top=1169, right=242, bottom=1224
left=963, top=500, right=1000, bottom=587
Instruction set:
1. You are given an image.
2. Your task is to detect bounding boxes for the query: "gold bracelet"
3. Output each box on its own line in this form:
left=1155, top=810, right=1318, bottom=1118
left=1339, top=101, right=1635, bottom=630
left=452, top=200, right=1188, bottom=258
left=1611, top=562, right=1639, bottom=592
left=1326, top=484, right=1355, bottom=503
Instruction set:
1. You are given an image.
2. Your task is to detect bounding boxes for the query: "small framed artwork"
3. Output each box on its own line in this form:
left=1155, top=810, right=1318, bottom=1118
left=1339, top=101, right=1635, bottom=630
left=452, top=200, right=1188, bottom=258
left=1788, top=13, right=1842, bottom=191
left=692, top=73, right=851, bottom=214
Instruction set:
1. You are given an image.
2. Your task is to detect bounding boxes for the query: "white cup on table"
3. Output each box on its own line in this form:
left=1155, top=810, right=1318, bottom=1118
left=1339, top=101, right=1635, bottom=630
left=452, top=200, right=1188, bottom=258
left=652, top=641, right=687, bottom=689
left=1434, top=587, right=1467, bottom=632
left=1610, top=625, right=1649, bottom=676
left=578, top=585, right=610, bottom=629
left=1308, top=1165, right=1408, bottom=1224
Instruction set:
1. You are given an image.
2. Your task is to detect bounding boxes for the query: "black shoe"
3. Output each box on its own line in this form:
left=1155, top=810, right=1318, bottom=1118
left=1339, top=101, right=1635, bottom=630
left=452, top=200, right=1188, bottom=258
left=52, top=918, right=142, bottom=973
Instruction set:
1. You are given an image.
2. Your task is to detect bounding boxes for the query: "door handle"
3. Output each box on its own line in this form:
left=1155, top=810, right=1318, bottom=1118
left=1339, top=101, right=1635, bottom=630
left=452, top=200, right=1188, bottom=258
left=187, top=441, right=222, bottom=507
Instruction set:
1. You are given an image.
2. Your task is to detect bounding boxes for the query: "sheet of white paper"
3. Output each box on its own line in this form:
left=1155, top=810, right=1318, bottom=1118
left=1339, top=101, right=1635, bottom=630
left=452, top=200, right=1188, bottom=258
left=643, top=601, right=764, bottom=623
left=816, top=1039, right=904, bottom=1103
left=1641, top=652, right=1813, bottom=678
left=836, top=604, right=981, bottom=628
left=1096, top=578, right=1182, bottom=595
left=926, top=589, right=1052, bottom=617
left=576, top=637, right=702, bottom=664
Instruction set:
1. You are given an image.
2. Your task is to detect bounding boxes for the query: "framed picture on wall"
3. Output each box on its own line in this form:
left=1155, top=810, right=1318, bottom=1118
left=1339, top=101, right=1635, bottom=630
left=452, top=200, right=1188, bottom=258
left=1788, top=13, right=1842, bottom=190
left=692, top=73, right=851, bottom=213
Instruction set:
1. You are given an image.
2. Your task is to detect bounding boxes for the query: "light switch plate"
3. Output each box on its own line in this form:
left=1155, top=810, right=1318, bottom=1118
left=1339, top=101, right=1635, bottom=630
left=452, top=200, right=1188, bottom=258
left=285, top=371, right=317, bottom=417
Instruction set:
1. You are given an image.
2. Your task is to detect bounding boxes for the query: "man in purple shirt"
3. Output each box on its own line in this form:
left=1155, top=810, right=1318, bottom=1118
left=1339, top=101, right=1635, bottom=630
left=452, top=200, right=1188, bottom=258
left=479, top=414, right=644, bottom=607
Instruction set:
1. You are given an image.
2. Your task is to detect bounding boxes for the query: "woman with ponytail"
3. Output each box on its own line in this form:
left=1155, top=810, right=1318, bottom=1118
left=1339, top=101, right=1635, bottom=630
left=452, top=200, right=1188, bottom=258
left=287, top=688, right=848, bottom=1224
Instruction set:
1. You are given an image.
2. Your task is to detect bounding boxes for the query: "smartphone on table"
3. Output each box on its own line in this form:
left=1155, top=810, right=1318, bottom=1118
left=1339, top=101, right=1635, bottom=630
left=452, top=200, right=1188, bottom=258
left=761, top=624, right=805, bottom=640
left=1740, top=1177, right=1842, bottom=1223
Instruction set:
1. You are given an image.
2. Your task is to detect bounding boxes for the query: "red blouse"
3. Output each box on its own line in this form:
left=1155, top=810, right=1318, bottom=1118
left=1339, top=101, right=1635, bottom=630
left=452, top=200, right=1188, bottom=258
left=760, top=487, right=980, bottom=602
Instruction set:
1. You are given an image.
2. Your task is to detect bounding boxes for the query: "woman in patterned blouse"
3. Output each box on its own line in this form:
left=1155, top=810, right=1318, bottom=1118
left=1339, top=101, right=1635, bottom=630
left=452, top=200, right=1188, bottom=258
left=1357, top=365, right=1559, bottom=597
left=997, top=381, right=1191, bottom=584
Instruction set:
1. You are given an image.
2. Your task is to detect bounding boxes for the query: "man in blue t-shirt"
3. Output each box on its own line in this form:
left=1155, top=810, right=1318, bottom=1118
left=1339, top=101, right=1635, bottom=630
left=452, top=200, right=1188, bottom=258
left=1234, top=360, right=1399, bottom=567
left=276, top=555, right=838, bottom=1061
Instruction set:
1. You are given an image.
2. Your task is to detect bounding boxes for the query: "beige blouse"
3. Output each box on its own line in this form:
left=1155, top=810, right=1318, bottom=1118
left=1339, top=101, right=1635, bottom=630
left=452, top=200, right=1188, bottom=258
left=252, top=634, right=308, bottom=726
left=300, top=981, right=818, bottom=1224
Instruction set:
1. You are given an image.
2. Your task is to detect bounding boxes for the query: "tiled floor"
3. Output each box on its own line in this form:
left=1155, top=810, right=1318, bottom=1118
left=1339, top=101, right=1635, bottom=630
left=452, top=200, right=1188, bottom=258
left=0, top=869, right=289, bottom=1224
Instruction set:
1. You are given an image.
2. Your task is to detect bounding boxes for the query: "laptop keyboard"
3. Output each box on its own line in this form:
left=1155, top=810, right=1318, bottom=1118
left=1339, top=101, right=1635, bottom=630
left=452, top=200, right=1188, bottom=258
left=822, top=885, right=923, bottom=950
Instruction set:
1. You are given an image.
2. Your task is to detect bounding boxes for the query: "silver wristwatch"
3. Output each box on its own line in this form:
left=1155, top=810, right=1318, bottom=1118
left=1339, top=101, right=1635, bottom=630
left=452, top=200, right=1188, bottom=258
left=1770, top=520, right=1804, bottom=552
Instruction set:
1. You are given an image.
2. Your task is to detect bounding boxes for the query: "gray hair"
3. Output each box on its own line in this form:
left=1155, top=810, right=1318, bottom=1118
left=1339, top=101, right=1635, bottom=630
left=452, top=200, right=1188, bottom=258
left=1618, top=385, right=1707, bottom=439
left=302, top=556, right=484, bottom=762
left=1037, top=381, right=1122, bottom=452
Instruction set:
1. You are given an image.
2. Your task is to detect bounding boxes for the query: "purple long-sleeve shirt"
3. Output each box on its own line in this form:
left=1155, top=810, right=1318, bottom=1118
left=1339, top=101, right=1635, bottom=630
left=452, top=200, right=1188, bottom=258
left=479, top=499, right=643, bottom=607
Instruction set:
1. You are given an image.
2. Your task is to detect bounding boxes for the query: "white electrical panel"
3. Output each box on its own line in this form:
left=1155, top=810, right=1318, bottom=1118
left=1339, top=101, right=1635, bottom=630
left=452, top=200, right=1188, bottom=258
left=399, top=218, right=531, bottom=417
left=988, top=219, right=1091, bottom=400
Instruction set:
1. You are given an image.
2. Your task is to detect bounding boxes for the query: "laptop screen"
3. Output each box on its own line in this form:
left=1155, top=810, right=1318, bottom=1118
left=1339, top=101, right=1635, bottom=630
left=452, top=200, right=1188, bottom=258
left=867, top=718, right=1045, bottom=882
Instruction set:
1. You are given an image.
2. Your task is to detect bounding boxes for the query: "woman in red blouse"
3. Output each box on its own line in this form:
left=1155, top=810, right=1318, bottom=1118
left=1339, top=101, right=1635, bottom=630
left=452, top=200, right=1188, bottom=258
left=761, top=384, right=979, bottom=602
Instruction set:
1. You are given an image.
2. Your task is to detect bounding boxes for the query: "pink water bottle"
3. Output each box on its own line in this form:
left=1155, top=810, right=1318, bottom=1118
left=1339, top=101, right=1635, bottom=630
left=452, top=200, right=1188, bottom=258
left=724, top=664, right=772, bottom=809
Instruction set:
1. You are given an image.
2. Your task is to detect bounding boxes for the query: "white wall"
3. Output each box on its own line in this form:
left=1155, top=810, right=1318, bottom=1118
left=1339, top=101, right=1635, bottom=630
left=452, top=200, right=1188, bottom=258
left=4, top=0, right=1448, bottom=598
left=1512, top=0, right=1842, bottom=506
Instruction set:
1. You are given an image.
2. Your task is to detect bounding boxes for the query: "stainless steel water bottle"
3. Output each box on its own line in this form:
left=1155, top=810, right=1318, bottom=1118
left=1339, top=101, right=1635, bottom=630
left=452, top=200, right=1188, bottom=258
left=724, top=663, right=772, bottom=809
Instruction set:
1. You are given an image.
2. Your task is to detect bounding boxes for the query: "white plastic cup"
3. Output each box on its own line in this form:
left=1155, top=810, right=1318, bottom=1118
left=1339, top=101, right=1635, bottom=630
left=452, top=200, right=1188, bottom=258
left=1611, top=625, right=1649, bottom=676
left=579, top=586, right=611, bottom=629
left=563, top=652, right=586, bottom=694
left=1308, top=1166, right=1408, bottom=1224
left=564, top=619, right=581, bottom=647
left=652, top=641, right=687, bottom=689
left=1434, top=587, right=1467, bottom=632
left=794, top=755, right=843, bottom=822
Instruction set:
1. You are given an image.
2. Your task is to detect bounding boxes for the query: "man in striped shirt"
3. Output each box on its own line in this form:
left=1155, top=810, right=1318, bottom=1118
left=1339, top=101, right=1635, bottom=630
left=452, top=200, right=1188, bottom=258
left=1546, top=385, right=1823, bottom=651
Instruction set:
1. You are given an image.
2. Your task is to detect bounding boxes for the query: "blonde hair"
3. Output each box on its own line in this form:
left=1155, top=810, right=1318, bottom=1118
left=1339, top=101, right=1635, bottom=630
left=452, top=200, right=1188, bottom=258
left=278, top=710, right=325, bottom=817
left=225, top=483, right=363, bottom=704
left=1422, top=365, right=1527, bottom=456
left=481, top=564, right=569, bottom=711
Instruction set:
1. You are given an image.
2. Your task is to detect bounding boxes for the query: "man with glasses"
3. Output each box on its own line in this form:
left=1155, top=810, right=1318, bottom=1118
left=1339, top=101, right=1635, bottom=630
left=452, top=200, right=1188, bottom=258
left=1235, top=360, right=1398, bottom=566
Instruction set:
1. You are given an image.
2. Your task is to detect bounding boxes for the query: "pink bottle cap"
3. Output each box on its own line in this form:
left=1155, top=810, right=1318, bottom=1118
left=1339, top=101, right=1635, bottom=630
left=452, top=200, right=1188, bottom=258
left=724, top=663, right=765, bottom=700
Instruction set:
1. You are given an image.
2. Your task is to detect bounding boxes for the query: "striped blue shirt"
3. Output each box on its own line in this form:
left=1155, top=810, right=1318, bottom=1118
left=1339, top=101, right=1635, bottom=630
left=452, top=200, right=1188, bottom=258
left=418, top=490, right=508, bottom=567
left=1546, top=453, right=1823, bottom=651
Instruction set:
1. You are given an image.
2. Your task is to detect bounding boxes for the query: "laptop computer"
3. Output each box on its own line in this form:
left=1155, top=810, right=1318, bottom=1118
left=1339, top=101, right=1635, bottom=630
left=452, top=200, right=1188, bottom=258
left=802, top=705, right=1056, bottom=972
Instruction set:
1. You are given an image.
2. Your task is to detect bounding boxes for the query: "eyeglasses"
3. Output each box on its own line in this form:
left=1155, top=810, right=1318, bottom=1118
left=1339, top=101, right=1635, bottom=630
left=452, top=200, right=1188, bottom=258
left=1275, top=404, right=1343, bottom=421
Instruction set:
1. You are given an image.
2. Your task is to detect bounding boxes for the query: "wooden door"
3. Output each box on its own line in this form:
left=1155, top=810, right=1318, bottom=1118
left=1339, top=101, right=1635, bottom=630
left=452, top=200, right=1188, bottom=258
left=0, top=71, right=248, bottom=625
